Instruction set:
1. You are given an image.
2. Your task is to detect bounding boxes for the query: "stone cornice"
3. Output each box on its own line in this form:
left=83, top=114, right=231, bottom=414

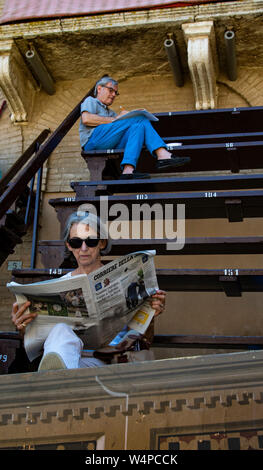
left=0, top=350, right=263, bottom=423
left=0, top=1, right=262, bottom=119
left=0, top=1, right=262, bottom=39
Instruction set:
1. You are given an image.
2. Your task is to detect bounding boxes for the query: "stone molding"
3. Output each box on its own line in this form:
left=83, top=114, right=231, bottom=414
left=0, top=390, right=262, bottom=427
left=0, top=2, right=262, bottom=39
left=0, top=2, right=261, bottom=120
left=0, top=350, right=263, bottom=449
left=182, top=21, right=218, bottom=109
left=0, top=40, right=37, bottom=123
left=0, top=350, right=262, bottom=425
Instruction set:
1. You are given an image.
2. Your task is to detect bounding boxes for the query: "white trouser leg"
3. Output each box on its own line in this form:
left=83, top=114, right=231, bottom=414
left=43, top=323, right=83, bottom=369
left=43, top=323, right=105, bottom=369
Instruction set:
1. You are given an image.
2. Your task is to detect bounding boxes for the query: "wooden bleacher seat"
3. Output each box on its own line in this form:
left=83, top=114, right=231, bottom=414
left=82, top=140, right=263, bottom=178
left=153, top=107, right=263, bottom=137
left=5, top=267, right=263, bottom=359
left=81, top=106, right=263, bottom=180
left=49, top=187, right=263, bottom=225
left=38, top=236, right=263, bottom=269
left=10, top=267, right=263, bottom=298
left=4, top=106, right=263, bottom=374
left=41, top=106, right=263, bottom=361
left=0, top=331, right=37, bottom=374
left=72, top=173, right=263, bottom=197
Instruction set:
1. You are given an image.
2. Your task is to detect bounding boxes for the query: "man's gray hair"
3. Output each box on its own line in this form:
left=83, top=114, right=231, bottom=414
left=94, top=76, right=118, bottom=97
left=63, top=211, right=112, bottom=255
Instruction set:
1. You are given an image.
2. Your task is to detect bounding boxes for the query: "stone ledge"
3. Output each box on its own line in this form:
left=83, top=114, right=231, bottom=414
left=0, top=2, right=261, bottom=39
left=0, top=349, right=262, bottom=411
left=0, top=350, right=263, bottom=449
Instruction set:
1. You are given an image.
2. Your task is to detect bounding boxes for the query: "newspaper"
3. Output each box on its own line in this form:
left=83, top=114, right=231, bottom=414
left=114, top=109, right=159, bottom=122
left=7, top=250, right=158, bottom=361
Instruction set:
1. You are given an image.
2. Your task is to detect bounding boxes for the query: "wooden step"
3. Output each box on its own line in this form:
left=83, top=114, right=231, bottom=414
left=152, top=334, right=263, bottom=350
left=72, top=173, right=263, bottom=198
left=0, top=331, right=40, bottom=374
left=2, top=329, right=263, bottom=375
left=0, top=332, right=23, bottom=374
left=81, top=107, right=263, bottom=179
left=153, top=106, right=263, bottom=137
left=38, top=236, right=263, bottom=269
left=82, top=140, right=263, bottom=176
left=10, top=267, right=263, bottom=297
left=49, top=189, right=263, bottom=235
left=164, top=131, right=263, bottom=145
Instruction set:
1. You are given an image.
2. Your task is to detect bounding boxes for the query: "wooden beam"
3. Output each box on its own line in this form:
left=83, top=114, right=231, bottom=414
left=152, top=334, right=263, bottom=349
left=72, top=173, right=263, bottom=196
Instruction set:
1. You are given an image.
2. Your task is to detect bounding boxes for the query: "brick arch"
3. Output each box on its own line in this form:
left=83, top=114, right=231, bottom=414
left=217, top=81, right=251, bottom=108
left=217, top=68, right=263, bottom=108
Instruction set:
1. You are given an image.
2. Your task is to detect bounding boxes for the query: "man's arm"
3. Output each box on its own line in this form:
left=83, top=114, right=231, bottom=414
left=81, top=111, right=115, bottom=127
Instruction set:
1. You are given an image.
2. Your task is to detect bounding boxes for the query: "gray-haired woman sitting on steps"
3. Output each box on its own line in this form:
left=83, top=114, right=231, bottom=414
left=11, top=212, right=166, bottom=370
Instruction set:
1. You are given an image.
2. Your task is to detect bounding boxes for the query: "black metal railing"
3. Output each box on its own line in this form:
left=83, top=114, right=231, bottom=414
left=0, top=76, right=105, bottom=266
left=0, top=100, right=6, bottom=118
left=0, top=76, right=100, bottom=221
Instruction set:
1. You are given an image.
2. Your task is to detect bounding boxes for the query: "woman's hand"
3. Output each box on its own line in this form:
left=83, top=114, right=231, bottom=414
left=150, top=290, right=166, bottom=317
left=11, top=301, right=37, bottom=334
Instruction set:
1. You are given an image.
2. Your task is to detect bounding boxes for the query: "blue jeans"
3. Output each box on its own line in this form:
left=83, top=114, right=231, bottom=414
left=83, top=116, right=167, bottom=169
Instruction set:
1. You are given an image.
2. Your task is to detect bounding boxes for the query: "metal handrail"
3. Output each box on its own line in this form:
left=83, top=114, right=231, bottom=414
left=0, top=100, right=6, bottom=118
left=0, top=129, right=50, bottom=195
left=0, top=76, right=101, bottom=221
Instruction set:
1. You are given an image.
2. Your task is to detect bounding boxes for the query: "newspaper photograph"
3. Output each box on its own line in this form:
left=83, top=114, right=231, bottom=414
left=7, top=250, right=159, bottom=361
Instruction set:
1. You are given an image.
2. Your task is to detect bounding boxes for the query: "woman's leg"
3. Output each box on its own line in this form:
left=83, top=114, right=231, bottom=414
left=38, top=323, right=105, bottom=370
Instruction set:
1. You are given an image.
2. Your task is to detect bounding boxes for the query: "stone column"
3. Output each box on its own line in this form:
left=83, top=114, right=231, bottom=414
left=182, top=21, right=218, bottom=110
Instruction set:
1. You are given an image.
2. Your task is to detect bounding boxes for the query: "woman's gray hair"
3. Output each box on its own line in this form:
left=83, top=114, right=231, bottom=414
left=63, top=211, right=112, bottom=255
left=94, top=76, right=118, bottom=97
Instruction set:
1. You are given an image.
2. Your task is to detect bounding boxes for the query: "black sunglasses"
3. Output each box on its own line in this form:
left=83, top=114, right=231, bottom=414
left=67, top=237, right=100, bottom=249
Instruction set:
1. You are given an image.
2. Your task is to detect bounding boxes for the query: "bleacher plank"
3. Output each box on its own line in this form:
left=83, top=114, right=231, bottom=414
left=72, top=173, right=263, bottom=198
left=49, top=188, right=263, bottom=224
left=0, top=332, right=23, bottom=374
left=156, top=268, right=263, bottom=297
left=11, top=268, right=263, bottom=297
left=153, top=107, right=263, bottom=137
left=83, top=140, right=263, bottom=175
left=38, top=236, right=263, bottom=269
left=6, top=107, right=263, bottom=369
left=81, top=107, right=263, bottom=179
left=141, top=140, right=263, bottom=174
left=164, top=131, right=263, bottom=145
left=152, top=334, right=263, bottom=350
